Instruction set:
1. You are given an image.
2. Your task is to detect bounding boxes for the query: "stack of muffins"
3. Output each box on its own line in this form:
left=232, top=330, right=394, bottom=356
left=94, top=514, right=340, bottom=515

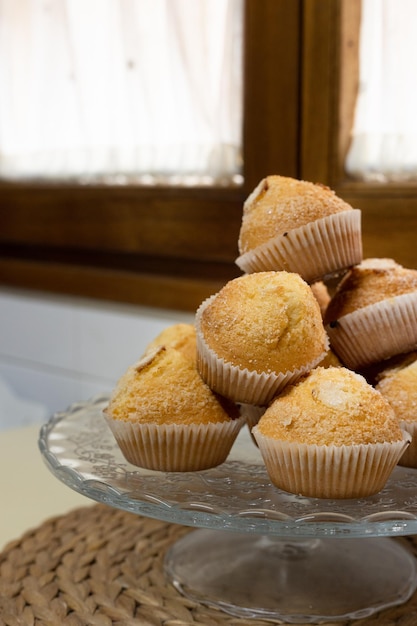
left=105, top=174, right=417, bottom=499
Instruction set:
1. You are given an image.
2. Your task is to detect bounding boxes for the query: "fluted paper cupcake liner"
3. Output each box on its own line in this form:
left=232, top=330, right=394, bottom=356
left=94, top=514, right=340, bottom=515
left=239, top=403, right=266, bottom=429
left=326, top=292, right=417, bottom=369
left=239, top=403, right=267, bottom=445
left=195, top=295, right=329, bottom=405
left=236, top=209, right=362, bottom=283
left=399, top=421, right=417, bottom=468
left=105, top=414, right=245, bottom=472
left=253, top=428, right=411, bottom=499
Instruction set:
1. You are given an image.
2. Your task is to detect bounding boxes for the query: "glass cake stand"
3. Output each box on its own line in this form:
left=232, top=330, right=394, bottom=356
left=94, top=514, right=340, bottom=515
left=38, top=395, right=417, bottom=624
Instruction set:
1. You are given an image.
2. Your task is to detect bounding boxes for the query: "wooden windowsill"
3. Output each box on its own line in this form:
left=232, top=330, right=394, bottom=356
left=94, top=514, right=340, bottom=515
left=0, top=255, right=241, bottom=312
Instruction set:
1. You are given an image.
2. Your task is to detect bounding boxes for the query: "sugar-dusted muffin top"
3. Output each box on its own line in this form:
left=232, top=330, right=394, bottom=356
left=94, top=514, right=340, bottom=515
left=256, top=366, right=403, bottom=446
left=238, top=175, right=354, bottom=255
left=106, top=346, right=238, bottom=425
left=375, top=352, right=417, bottom=423
left=324, top=258, right=417, bottom=324
left=144, top=323, right=196, bottom=363
left=198, top=271, right=328, bottom=374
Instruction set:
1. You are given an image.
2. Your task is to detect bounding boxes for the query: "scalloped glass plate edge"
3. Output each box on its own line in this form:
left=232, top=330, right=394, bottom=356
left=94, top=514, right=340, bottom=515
left=38, top=395, right=417, bottom=538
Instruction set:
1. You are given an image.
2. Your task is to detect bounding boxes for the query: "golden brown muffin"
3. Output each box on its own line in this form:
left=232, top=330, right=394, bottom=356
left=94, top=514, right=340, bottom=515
left=360, top=349, right=417, bottom=385
left=238, top=176, right=354, bottom=254
left=144, top=323, right=196, bottom=363
left=257, top=367, right=402, bottom=446
left=104, top=346, right=244, bottom=471
left=375, top=352, right=417, bottom=467
left=107, top=346, right=235, bottom=426
left=196, top=271, right=328, bottom=405
left=316, top=347, right=342, bottom=369
left=310, top=281, right=331, bottom=319
left=238, top=344, right=342, bottom=447
left=324, top=258, right=417, bottom=323
left=198, top=271, right=327, bottom=374
left=324, top=258, right=417, bottom=369
left=252, top=366, right=409, bottom=498
left=236, top=176, right=362, bottom=282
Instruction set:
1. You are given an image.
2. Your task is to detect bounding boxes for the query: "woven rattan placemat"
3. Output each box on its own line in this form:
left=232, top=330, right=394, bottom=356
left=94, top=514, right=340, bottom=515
left=1, top=503, right=417, bottom=626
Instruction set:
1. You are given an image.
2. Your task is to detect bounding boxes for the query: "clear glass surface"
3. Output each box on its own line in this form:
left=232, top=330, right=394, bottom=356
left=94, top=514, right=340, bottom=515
left=165, top=530, right=417, bottom=623
left=38, top=394, right=417, bottom=538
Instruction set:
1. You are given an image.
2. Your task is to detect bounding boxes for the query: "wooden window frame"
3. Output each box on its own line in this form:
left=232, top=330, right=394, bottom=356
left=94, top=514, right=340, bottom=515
left=3, top=0, right=413, bottom=311
left=0, top=0, right=302, bottom=311
left=301, top=0, right=417, bottom=270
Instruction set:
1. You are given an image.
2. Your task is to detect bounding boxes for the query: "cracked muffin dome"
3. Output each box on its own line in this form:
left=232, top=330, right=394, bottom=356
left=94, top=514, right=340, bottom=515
left=325, top=258, right=417, bottom=369
left=236, top=175, right=362, bottom=282
left=252, top=366, right=410, bottom=498
left=144, top=323, right=196, bottom=363
left=324, top=258, right=416, bottom=320
left=376, top=352, right=417, bottom=468
left=238, top=176, right=353, bottom=254
left=195, top=271, right=328, bottom=405
left=255, top=367, right=403, bottom=446
left=104, top=346, right=244, bottom=471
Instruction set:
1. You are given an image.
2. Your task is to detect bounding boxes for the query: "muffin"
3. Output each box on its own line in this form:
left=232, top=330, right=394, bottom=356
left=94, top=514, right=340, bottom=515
left=235, top=175, right=362, bottom=283
left=252, top=366, right=410, bottom=498
left=325, top=258, right=417, bottom=369
left=311, top=281, right=331, bottom=319
left=317, top=347, right=342, bottom=369
left=195, top=271, right=329, bottom=405
left=104, top=346, right=244, bottom=471
left=241, top=349, right=341, bottom=445
left=144, top=323, right=196, bottom=363
left=375, top=352, right=417, bottom=467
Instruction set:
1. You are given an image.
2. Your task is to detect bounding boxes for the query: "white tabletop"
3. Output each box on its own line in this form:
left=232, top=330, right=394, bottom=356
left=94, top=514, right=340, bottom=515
left=0, top=423, right=91, bottom=551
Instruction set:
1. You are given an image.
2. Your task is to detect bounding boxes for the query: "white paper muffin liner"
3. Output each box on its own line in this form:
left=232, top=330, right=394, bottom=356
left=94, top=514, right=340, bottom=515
left=195, top=295, right=329, bottom=405
left=326, top=292, right=417, bottom=370
left=239, top=403, right=266, bottom=429
left=252, top=428, right=411, bottom=499
left=105, top=413, right=245, bottom=472
left=398, top=421, right=417, bottom=468
left=239, top=403, right=267, bottom=445
left=236, top=209, right=362, bottom=283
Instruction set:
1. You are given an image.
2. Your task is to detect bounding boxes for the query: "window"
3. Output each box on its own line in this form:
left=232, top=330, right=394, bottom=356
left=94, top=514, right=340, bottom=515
left=345, top=0, right=417, bottom=182
left=0, top=0, right=244, bottom=186
left=0, top=0, right=301, bottom=311
left=301, top=0, right=417, bottom=271
left=1, top=0, right=415, bottom=312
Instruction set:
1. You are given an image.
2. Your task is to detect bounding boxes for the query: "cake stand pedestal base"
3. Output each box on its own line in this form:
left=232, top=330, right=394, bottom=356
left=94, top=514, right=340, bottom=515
left=165, top=529, right=417, bottom=624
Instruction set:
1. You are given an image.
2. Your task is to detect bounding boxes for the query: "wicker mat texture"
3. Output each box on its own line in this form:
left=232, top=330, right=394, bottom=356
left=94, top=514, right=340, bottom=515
left=1, top=503, right=417, bottom=626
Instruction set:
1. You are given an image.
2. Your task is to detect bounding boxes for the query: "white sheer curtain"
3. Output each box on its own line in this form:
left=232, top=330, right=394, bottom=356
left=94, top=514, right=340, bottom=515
left=0, top=0, right=243, bottom=185
left=346, top=0, right=417, bottom=181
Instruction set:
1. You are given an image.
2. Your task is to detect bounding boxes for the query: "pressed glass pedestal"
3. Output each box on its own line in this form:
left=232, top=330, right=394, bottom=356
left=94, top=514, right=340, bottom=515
left=39, top=395, right=417, bottom=624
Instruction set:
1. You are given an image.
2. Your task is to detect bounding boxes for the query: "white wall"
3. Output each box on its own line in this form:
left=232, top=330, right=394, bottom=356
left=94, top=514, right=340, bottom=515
left=0, top=288, right=194, bottom=430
